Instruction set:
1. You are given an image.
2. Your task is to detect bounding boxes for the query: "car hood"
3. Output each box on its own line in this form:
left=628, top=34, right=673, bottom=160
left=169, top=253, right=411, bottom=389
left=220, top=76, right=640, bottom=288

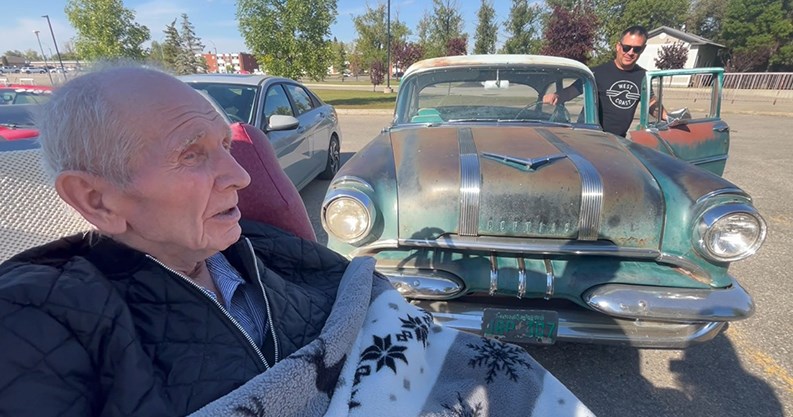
left=0, top=126, right=38, bottom=141
left=391, top=125, right=664, bottom=249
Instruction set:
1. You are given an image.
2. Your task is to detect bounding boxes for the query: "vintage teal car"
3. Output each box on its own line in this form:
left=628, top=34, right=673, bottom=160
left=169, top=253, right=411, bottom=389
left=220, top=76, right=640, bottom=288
left=320, top=55, right=766, bottom=348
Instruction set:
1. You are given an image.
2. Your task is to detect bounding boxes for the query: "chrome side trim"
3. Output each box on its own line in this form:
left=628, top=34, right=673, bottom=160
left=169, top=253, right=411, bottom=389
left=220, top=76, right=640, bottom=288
left=538, top=129, right=603, bottom=241
left=489, top=253, right=498, bottom=296
left=695, top=188, right=750, bottom=205
left=330, top=175, right=375, bottom=192
left=656, top=254, right=712, bottom=285
left=398, top=236, right=660, bottom=258
left=687, top=154, right=728, bottom=167
left=584, top=276, right=754, bottom=322
left=410, top=299, right=726, bottom=348
left=458, top=127, right=481, bottom=236
left=517, top=258, right=526, bottom=299
left=543, top=259, right=555, bottom=300
left=348, top=239, right=399, bottom=257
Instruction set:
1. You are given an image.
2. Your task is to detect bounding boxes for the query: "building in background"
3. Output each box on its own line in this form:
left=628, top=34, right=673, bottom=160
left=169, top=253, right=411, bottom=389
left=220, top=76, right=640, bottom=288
left=201, top=52, right=259, bottom=74
left=638, top=26, right=725, bottom=71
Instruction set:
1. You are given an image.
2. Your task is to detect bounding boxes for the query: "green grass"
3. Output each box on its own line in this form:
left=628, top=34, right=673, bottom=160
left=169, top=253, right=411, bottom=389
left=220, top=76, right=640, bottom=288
left=314, top=89, right=397, bottom=109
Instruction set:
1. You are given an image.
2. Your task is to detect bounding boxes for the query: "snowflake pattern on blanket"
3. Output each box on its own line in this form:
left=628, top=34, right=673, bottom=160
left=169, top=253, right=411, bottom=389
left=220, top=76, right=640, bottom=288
left=466, top=338, right=532, bottom=383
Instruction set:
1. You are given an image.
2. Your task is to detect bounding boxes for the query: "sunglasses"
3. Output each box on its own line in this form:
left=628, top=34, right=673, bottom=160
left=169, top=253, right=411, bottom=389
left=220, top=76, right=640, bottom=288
left=619, top=42, right=645, bottom=54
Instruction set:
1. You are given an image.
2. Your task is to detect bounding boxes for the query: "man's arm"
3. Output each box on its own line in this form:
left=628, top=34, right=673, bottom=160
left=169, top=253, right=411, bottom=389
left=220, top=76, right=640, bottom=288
left=543, top=79, right=584, bottom=105
left=648, top=96, right=669, bottom=121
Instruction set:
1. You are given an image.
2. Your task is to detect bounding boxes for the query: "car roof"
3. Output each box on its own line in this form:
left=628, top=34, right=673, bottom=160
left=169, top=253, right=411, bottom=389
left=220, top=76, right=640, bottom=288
left=177, top=74, right=293, bottom=87
left=403, top=54, right=594, bottom=78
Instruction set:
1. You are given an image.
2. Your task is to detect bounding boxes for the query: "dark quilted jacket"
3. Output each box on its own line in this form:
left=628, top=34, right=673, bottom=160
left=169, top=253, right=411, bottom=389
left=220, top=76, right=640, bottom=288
left=0, top=220, right=349, bottom=416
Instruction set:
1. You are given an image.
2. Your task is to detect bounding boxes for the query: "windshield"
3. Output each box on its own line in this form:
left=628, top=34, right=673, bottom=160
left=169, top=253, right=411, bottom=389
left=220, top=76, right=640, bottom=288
left=0, top=104, right=37, bottom=127
left=184, top=83, right=258, bottom=124
left=0, top=88, right=52, bottom=105
left=395, top=66, right=595, bottom=126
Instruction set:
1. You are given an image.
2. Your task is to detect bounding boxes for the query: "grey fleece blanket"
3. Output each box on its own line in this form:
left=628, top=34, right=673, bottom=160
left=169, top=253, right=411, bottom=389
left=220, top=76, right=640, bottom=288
left=190, top=257, right=594, bottom=417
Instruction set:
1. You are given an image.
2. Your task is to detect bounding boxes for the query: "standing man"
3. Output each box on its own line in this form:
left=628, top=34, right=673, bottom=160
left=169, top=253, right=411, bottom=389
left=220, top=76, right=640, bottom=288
left=544, top=25, right=666, bottom=137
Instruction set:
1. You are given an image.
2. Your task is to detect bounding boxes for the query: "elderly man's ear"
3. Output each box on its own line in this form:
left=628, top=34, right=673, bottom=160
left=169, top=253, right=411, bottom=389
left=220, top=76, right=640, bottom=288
left=55, top=171, right=129, bottom=235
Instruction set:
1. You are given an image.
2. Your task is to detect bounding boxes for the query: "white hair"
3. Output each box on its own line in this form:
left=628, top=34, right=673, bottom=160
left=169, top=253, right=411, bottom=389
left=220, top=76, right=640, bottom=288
left=36, top=62, right=168, bottom=187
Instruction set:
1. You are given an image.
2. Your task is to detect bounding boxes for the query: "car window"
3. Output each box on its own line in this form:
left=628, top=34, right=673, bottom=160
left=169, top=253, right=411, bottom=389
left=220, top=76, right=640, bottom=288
left=186, top=83, right=257, bottom=124
left=263, top=84, right=295, bottom=120
left=399, top=67, right=593, bottom=125
left=284, top=84, right=315, bottom=116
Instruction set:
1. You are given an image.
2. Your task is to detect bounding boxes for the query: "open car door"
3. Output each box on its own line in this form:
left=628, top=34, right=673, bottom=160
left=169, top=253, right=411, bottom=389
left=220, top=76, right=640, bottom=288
left=629, top=68, right=729, bottom=176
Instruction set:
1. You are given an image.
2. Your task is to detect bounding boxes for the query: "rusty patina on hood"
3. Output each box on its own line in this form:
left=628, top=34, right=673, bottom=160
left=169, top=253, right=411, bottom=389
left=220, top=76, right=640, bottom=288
left=391, top=125, right=664, bottom=249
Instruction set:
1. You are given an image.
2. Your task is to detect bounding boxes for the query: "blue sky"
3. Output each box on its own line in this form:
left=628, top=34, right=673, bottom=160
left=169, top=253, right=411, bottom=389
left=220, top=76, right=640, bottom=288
left=1, top=0, right=516, bottom=57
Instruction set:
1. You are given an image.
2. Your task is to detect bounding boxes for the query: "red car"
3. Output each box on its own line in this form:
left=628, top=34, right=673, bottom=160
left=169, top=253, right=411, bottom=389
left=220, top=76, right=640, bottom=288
left=0, top=84, right=52, bottom=141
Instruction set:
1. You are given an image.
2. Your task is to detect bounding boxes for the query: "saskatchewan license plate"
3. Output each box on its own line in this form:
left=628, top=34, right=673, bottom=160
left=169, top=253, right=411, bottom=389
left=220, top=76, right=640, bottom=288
left=482, top=308, right=559, bottom=345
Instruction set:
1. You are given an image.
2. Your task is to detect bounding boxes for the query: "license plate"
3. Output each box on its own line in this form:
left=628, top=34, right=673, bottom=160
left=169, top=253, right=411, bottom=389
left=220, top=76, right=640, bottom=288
left=482, top=308, right=559, bottom=345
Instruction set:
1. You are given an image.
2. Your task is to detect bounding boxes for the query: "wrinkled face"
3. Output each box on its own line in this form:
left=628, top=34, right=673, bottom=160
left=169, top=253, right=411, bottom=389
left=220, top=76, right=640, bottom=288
left=615, top=33, right=647, bottom=69
left=107, top=73, right=251, bottom=263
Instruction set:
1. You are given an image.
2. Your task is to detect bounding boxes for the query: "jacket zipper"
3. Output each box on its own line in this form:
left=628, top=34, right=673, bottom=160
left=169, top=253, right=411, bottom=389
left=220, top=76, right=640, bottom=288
left=244, top=238, right=280, bottom=364
left=145, top=254, right=271, bottom=370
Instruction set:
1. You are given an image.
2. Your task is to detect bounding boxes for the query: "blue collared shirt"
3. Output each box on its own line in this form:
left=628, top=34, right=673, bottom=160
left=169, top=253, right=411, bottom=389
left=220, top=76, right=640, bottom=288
left=204, top=252, right=268, bottom=347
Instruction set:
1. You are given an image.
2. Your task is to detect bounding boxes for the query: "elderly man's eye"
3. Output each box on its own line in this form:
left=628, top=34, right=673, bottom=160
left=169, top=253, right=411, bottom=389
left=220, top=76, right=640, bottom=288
left=181, top=149, right=204, bottom=164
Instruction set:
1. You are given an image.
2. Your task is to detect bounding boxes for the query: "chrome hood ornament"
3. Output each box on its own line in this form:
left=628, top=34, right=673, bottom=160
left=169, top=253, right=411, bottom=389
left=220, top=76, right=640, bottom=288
left=481, top=152, right=568, bottom=172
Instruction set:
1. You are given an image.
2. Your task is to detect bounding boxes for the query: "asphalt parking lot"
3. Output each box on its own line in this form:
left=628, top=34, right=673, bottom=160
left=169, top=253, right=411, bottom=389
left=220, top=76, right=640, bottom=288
left=300, top=111, right=793, bottom=417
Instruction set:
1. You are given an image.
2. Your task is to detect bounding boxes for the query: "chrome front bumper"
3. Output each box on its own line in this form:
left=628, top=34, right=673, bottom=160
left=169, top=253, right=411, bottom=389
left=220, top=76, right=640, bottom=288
left=408, top=277, right=753, bottom=349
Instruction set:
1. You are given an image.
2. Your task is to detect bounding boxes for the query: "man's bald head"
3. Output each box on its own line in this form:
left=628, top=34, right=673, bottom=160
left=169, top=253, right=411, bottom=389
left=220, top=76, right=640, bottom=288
left=37, top=64, right=216, bottom=187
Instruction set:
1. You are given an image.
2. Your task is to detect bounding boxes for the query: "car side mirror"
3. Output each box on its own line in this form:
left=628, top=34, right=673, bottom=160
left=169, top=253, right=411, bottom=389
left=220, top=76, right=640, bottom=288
left=267, top=114, right=299, bottom=131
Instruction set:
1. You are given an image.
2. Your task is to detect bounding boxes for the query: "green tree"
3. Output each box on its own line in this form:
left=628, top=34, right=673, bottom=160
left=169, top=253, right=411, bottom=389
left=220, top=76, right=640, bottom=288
left=347, top=45, right=364, bottom=79
left=65, top=0, right=150, bottom=60
left=3, top=50, right=24, bottom=58
left=174, top=13, right=206, bottom=74
left=686, top=0, right=728, bottom=41
left=161, top=20, right=182, bottom=72
left=722, top=0, right=793, bottom=71
left=332, top=39, right=348, bottom=78
left=59, top=42, right=82, bottom=61
left=237, top=0, right=337, bottom=80
left=501, top=0, right=543, bottom=54
left=589, top=0, right=689, bottom=65
left=473, top=0, right=498, bottom=54
left=23, top=49, right=43, bottom=62
left=148, top=40, right=165, bottom=66
left=416, top=0, right=465, bottom=58
left=352, top=3, right=410, bottom=67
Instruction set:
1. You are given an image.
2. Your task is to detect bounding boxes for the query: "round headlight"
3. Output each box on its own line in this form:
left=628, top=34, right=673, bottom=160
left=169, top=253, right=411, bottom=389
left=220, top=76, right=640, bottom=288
left=697, top=205, right=766, bottom=262
left=325, top=198, right=369, bottom=241
left=321, top=188, right=376, bottom=244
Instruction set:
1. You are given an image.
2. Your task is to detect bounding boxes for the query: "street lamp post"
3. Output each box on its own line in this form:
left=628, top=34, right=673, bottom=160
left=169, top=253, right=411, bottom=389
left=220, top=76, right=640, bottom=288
left=385, top=0, right=392, bottom=93
left=42, top=15, right=67, bottom=76
left=33, top=30, right=54, bottom=85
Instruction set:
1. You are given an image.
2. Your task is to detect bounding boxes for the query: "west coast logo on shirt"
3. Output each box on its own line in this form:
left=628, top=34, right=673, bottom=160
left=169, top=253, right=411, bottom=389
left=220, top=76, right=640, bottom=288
left=605, top=80, right=641, bottom=109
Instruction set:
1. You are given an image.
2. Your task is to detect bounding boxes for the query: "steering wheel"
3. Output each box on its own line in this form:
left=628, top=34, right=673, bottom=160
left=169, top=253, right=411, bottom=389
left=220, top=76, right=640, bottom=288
left=226, top=112, right=245, bottom=123
left=549, top=104, right=571, bottom=123
left=514, top=100, right=570, bottom=123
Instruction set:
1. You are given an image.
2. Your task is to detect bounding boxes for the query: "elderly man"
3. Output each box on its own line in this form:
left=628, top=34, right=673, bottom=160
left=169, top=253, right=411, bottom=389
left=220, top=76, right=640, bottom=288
left=0, top=65, right=592, bottom=417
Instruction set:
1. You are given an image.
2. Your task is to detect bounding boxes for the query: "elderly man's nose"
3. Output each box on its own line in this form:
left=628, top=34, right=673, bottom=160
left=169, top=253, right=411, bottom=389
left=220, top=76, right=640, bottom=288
left=218, top=150, right=251, bottom=190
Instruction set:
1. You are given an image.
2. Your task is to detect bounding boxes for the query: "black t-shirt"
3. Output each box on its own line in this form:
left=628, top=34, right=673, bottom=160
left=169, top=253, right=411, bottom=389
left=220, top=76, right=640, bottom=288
left=592, top=61, right=646, bottom=137
left=559, top=61, right=647, bottom=137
